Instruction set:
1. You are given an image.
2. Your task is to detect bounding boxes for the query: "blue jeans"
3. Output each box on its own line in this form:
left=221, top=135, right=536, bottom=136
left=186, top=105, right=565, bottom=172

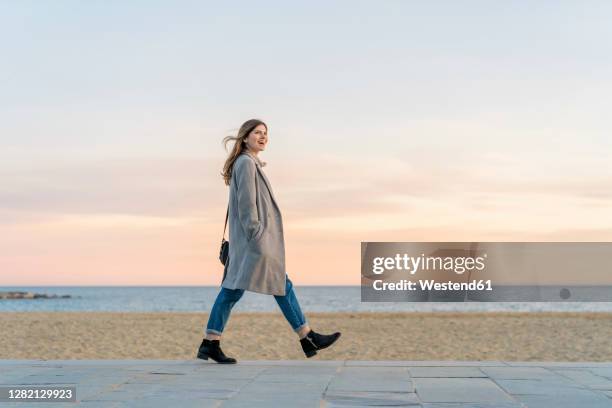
left=206, top=275, right=308, bottom=335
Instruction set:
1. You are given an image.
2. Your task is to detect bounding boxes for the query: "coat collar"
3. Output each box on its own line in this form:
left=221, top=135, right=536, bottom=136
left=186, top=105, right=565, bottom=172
left=242, top=150, right=266, bottom=167
left=240, top=151, right=279, bottom=209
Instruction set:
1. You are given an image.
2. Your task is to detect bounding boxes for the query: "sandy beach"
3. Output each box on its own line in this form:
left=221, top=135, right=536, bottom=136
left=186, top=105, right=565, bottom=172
left=2, top=312, right=612, bottom=361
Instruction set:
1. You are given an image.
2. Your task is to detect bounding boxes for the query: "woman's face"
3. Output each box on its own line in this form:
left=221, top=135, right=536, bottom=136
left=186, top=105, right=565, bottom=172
left=244, top=124, right=268, bottom=153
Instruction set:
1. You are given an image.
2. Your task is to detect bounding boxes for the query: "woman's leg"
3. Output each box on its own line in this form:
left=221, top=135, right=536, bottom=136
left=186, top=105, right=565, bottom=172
left=273, top=275, right=310, bottom=338
left=205, top=286, right=245, bottom=339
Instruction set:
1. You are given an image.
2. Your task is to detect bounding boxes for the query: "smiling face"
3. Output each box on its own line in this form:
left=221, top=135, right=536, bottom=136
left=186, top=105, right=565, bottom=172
left=244, top=123, right=268, bottom=154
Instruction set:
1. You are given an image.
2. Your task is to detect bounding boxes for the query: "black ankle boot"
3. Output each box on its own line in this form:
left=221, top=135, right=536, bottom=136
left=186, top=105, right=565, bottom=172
left=197, top=338, right=237, bottom=364
left=299, top=329, right=341, bottom=358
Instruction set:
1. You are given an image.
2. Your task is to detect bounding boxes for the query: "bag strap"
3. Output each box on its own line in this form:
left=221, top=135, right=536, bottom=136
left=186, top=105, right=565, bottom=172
left=222, top=204, right=229, bottom=240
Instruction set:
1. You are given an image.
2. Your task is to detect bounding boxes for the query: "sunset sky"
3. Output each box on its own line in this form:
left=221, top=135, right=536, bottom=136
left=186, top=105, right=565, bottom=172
left=1, top=1, right=611, bottom=285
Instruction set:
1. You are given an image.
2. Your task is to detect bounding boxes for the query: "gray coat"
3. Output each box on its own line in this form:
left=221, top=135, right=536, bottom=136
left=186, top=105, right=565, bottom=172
left=221, top=152, right=287, bottom=296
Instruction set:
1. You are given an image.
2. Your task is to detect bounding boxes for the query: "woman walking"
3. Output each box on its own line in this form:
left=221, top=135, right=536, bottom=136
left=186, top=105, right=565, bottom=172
left=197, top=119, right=341, bottom=364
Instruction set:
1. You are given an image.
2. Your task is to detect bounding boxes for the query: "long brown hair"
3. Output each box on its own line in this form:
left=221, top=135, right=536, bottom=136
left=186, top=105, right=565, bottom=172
left=221, top=119, right=268, bottom=186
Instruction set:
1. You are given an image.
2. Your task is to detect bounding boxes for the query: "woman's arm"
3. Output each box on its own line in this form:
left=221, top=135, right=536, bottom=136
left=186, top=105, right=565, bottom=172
left=234, top=157, right=263, bottom=241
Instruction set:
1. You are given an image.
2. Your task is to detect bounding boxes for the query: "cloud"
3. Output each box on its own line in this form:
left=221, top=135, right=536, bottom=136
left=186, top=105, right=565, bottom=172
left=1, top=150, right=610, bottom=236
left=267, top=151, right=612, bottom=224
left=0, top=156, right=228, bottom=219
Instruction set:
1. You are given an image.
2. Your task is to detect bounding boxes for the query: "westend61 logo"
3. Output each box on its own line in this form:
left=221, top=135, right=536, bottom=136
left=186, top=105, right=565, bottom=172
left=372, top=253, right=487, bottom=275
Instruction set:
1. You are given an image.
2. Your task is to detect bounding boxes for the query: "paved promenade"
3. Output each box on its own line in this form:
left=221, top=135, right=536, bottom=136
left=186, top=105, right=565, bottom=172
left=2, top=360, right=612, bottom=407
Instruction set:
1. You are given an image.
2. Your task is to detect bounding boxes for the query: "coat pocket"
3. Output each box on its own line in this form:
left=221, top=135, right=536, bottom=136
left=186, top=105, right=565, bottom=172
left=252, top=223, right=264, bottom=242
left=252, top=212, right=271, bottom=243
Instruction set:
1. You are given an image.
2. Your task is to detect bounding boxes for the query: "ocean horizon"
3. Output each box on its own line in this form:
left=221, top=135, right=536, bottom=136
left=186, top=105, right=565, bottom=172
left=2, top=286, right=612, bottom=313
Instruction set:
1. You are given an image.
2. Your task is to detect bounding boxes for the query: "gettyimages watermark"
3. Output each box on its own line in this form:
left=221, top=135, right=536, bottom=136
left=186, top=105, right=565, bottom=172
left=361, top=242, right=612, bottom=302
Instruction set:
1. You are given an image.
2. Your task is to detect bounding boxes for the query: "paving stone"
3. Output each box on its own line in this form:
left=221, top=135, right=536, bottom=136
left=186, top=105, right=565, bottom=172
left=515, top=392, right=612, bottom=408
left=236, top=360, right=343, bottom=366
left=422, top=404, right=524, bottom=408
left=74, top=402, right=125, bottom=407
left=223, top=382, right=325, bottom=408
left=553, top=368, right=612, bottom=390
left=324, top=390, right=420, bottom=406
left=589, top=368, right=612, bottom=380
left=494, top=379, right=587, bottom=395
left=506, top=361, right=612, bottom=368
left=83, top=398, right=222, bottom=407
left=327, top=366, right=413, bottom=392
left=413, top=378, right=515, bottom=403
left=222, top=398, right=321, bottom=408
left=409, top=367, right=487, bottom=378
left=480, top=366, right=562, bottom=380
left=254, top=369, right=335, bottom=384
left=346, top=361, right=507, bottom=367
left=192, top=365, right=266, bottom=380
left=143, top=386, right=237, bottom=400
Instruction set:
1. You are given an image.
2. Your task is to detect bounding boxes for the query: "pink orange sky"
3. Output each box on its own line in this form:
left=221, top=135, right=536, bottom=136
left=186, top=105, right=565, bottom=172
left=1, top=2, right=611, bottom=285
left=1, top=147, right=611, bottom=286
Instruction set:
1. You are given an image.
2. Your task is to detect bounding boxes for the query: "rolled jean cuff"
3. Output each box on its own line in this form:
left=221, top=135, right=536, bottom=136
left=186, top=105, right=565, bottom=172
left=206, top=328, right=222, bottom=335
left=293, top=321, right=309, bottom=333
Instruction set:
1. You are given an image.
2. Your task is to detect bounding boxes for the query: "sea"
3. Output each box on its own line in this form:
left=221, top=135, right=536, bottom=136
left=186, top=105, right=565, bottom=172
left=1, top=286, right=612, bottom=313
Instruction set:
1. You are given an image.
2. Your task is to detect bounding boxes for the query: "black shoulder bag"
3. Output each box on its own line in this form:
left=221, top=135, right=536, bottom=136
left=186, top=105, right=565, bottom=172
left=219, top=205, right=229, bottom=266
left=219, top=205, right=229, bottom=283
